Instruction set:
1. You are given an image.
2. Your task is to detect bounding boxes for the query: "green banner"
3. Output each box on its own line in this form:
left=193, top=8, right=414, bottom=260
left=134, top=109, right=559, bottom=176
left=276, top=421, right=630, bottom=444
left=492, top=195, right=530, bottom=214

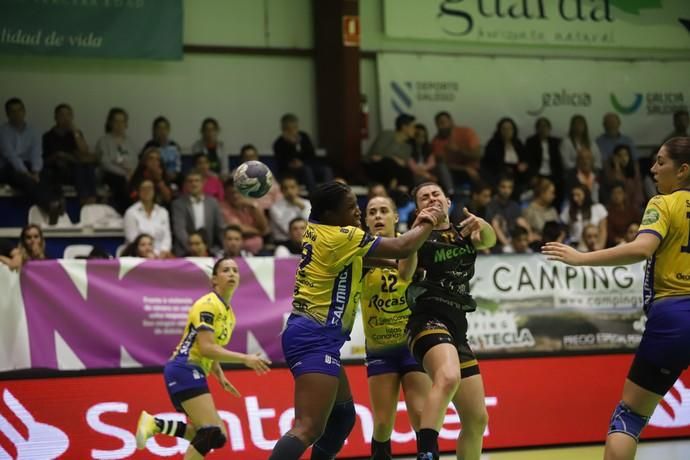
left=384, top=0, right=690, bottom=51
left=0, top=0, right=182, bottom=60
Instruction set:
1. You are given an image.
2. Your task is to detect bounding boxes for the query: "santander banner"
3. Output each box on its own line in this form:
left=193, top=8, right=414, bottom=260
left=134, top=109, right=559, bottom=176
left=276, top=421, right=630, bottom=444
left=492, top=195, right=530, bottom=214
left=1, top=355, right=689, bottom=459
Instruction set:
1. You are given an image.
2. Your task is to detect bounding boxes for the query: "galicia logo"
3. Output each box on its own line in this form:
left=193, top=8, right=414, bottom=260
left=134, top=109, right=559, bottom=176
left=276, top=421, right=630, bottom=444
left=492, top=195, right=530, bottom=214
left=390, top=81, right=414, bottom=115
left=526, top=89, right=591, bottom=116
left=610, top=93, right=643, bottom=114
left=649, top=379, right=690, bottom=428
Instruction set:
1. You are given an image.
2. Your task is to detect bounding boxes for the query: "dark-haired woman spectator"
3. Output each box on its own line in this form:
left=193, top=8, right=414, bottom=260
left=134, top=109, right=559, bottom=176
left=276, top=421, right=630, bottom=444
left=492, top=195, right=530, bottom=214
left=190, top=118, right=228, bottom=177
left=129, top=147, right=173, bottom=206
left=560, top=184, right=607, bottom=250
left=0, top=238, right=22, bottom=270
left=187, top=231, right=210, bottom=257
left=411, top=123, right=454, bottom=195
left=220, top=179, right=268, bottom=255
left=121, top=233, right=156, bottom=258
left=604, top=144, right=644, bottom=211
left=95, top=108, right=137, bottom=214
left=481, top=117, right=529, bottom=193
left=142, top=116, right=181, bottom=184
left=606, top=182, right=641, bottom=247
left=522, top=178, right=559, bottom=241
left=560, top=115, right=603, bottom=170
left=525, top=117, right=564, bottom=207
left=124, top=179, right=172, bottom=258
left=194, top=153, right=224, bottom=202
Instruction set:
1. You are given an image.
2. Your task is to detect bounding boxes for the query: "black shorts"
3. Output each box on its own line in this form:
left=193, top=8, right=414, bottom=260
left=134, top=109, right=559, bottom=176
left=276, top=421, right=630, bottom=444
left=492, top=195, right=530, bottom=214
left=406, top=312, right=480, bottom=378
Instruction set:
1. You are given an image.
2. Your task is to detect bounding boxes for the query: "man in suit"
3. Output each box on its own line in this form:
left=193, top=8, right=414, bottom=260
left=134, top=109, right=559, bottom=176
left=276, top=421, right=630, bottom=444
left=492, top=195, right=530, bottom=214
left=171, top=170, right=224, bottom=256
left=525, top=117, right=564, bottom=208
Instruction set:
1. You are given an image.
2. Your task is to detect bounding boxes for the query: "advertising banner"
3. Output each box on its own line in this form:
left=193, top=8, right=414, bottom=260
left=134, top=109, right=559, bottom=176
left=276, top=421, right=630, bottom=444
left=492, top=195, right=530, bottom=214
left=377, top=53, right=690, bottom=147
left=0, top=0, right=183, bottom=59
left=383, top=0, right=690, bottom=51
left=1, top=356, right=690, bottom=459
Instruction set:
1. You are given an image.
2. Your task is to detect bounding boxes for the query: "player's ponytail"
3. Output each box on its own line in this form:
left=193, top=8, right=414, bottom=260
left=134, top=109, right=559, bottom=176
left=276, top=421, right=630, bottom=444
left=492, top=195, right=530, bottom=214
left=309, top=181, right=351, bottom=222
left=663, top=137, right=690, bottom=185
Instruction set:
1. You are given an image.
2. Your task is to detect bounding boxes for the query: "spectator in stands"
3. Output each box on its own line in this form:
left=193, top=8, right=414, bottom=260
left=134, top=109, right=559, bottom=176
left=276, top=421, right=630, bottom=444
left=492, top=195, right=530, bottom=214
left=19, top=224, right=46, bottom=264
left=171, top=170, right=224, bottom=256
left=621, top=222, right=639, bottom=245
left=129, top=147, right=173, bottom=206
left=121, top=233, right=156, bottom=258
left=663, top=109, right=689, bottom=142
left=190, top=118, right=228, bottom=177
left=272, top=113, right=333, bottom=194
left=187, top=230, right=210, bottom=257
left=481, top=117, right=529, bottom=193
left=274, top=217, right=307, bottom=258
left=0, top=238, right=21, bottom=270
left=220, top=178, right=268, bottom=255
left=95, top=107, right=136, bottom=214
left=412, top=123, right=454, bottom=195
left=142, top=116, right=181, bottom=184
left=365, top=113, right=416, bottom=192
left=0, top=98, right=58, bottom=219
left=431, top=111, right=481, bottom=189
left=525, top=117, right=564, bottom=207
left=560, top=184, right=607, bottom=250
left=560, top=115, right=602, bottom=170
left=530, top=220, right=567, bottom=253
left=606, top=182, right=641, bottom=247
left=220, top=225, right=246, bottom=258
left=596, top=112, right=638, bottom=164
left=269, top=175, right=311, bottom=244
left=194, top=153, right=224, bottom=202
left=486, top=176, right=531, bottom=252
left=237, top=143, right=282, bottom=210
left=579, top=224, right=600, bottom=253
left=565, top=147, right=604, bottom=203
left=502, top=226, right=532, bottom=254
left=367, top=183, right=388, bottom=199
left=42, top=103, right=97, bottom=205
left=451, top=180, right=492, bottom=223
left=523, top=178, right=559, bottom=241
left=124, top=179, right=172, bottom=258
left=603, top=144, right=644, bottom=211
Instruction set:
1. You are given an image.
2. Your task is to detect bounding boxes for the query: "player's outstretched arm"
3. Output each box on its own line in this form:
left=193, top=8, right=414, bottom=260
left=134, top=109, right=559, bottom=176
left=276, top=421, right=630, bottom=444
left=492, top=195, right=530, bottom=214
left=542, top=233, right=660, bottom=267
left=197, top=330, right=271, bottom=374
left=367, top=206, right=443, bottom=259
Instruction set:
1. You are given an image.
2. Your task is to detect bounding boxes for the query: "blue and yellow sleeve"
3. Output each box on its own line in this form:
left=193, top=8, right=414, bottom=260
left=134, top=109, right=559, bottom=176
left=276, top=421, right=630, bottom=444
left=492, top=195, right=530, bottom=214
left=639, top=196, right=670, bottom=241
left=190, top=297, right=221, bottom=333
left=335, top=226, right=380, bottom=261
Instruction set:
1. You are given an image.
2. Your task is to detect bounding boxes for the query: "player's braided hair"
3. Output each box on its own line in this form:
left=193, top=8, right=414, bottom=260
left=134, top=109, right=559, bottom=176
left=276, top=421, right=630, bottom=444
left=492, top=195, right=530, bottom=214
left=309, top=181, right=351, bottom=221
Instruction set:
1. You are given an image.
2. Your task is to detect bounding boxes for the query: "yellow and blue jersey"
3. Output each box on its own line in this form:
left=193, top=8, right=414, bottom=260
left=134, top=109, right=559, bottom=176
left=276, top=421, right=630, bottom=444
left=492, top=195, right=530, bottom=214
left=171, top=292, right=236, bottom=375
left=361, top=266, right=412, bottom=352
left=291, top=222, right=380, bottom=338
left=638, top=190, right=690, bottom=306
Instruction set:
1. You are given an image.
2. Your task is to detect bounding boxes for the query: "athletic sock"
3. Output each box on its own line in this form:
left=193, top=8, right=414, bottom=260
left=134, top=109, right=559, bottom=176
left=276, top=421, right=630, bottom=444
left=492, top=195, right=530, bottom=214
left=268, top=433, right=308, bottom=460
left=371, top=438, right=392, bottom=460
left=417, top=428, right=439, bottom=460
left=154, top=418, right=186, bottom=438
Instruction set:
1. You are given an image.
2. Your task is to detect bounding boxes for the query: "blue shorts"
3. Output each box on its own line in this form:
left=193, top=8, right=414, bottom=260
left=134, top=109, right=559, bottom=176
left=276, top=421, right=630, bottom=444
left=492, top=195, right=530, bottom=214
left=365, top=345, right=424, bottom=378
left=163, top=360, right=210, bottom=412
left=282, top=314, right=346, bottom=378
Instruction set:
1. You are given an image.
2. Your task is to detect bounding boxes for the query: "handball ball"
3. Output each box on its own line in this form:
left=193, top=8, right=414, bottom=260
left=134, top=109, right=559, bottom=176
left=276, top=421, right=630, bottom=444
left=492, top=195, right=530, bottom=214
left=233, top=160, right=273, bottom=198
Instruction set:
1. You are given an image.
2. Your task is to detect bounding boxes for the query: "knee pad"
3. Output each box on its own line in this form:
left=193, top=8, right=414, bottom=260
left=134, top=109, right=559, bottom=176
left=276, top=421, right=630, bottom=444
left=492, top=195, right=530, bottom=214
left=312, top=399, right=356, bottom=459
left=608, top=401, right=650, bottom=441
left=191, top=425, right=226, bottom=456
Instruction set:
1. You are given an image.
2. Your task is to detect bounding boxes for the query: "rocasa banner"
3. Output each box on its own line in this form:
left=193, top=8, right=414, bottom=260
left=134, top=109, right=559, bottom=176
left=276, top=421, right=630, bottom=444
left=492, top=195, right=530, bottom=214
left=0, top=0, right=182, bottom=60
left=383, top=0, right=690, bottom=51
left=1, top=357, right=690, bottom=459
left=377, top=53, right=690, bottom=147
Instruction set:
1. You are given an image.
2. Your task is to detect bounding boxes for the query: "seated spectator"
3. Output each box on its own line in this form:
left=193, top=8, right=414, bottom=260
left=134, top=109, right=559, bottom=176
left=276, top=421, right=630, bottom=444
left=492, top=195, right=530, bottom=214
left=560, top=184, right=607, bottom=249
left=431, top=111, right=481, bottom=189
left=663, top=109, right=689, bottom=142
left=523, top=178, right=559, bottom=241
left=142, top=116, right=181, bottom=184
left=367, top=182, right=388, bottom=199
left=171, top=170, right=224, bottom=256
left=194, top=153, right=224, bottom=202
left=42, top=103, right=97, bottom=204
left=19, top=224, right=47, bottom=265
left=0, top=98, right=60, bottom=219
left=121, top=234, right=156, bottom=258
left=603, top=144, right=644, bottom=211
left=364, top=113, right=416, bottom=192
left=0, top=238, right=21, bottom=270
left=596, top=112, right=638, bottom=164
left=525, top=117, right=564, bottom=207
left=220, top=225, right=248, bottom=258
left=481, top=117, right=529, bottom=194
left=503, top=226, right=532, bottom=254
left=124, top=179, right=172, bottom=258
left=85, top=247, right=112, bottom=259
left=220, top=178, right=268, bottom=255
left=451, top=180, right=491, bottom=223
left=275, top=217, right=307, bottom=258
left=621, top=222, right=640, bottom=245
left=237, top=144, right=282, bottom=210
left=411, top=123, right=454, bottom=195
left=272, top=113, right=333, bottom=194
left=486, top=176, right=531, bottom=251
left=564, top=147, right=604, bottom=203
left=95, top=107, right=137, bottom=214
left=579, top=224, right=600, bottom=252
left=190, top=118, right=228, bottom=177
left=560, top=115, right=603, bottom=170
left=187, top=230, right=210, bottom=257
left=269, top=175, right=311, bottom=244
left=129, top=147, right=173, bottom=206
left=606, top=182, right=641, bottom=247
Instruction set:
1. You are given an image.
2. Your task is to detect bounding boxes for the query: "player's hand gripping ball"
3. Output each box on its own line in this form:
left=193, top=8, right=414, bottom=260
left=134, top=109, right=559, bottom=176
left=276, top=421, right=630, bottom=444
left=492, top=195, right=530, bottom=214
left=233, top=160, right=273, bottom=198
